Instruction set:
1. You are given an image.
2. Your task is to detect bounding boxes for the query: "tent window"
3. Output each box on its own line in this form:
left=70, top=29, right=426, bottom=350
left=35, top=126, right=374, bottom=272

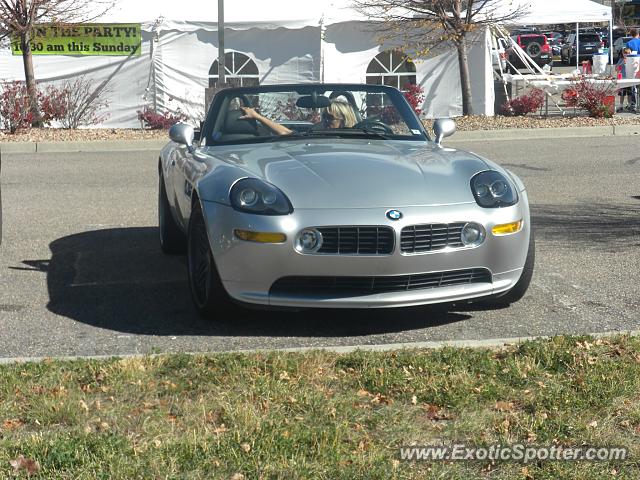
left=209, top=51, right=259, bottom=88
left=366, top=50, right=416, bottom=91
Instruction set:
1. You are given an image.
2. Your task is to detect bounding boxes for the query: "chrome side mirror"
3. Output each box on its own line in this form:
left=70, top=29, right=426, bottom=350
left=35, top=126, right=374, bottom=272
left=169, top=123, right=195, bottom=153
left=433, top=118, right=456, bottom=146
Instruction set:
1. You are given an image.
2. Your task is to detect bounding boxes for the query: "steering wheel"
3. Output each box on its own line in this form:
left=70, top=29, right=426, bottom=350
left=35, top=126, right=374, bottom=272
left=353, top=119, right=394, bottom=135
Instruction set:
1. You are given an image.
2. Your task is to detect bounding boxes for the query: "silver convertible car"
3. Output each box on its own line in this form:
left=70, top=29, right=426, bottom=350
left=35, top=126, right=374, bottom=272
left=159, top=84, right=533, bottom=317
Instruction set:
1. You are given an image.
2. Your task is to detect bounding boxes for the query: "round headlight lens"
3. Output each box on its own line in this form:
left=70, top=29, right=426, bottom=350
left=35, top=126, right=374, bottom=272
left=239, top=188, right=258, bottom=206
left=230, top=178, right=293, bottom=215
left=490, top=180, right=509, bottom=198
left=262, top=191, right=277, bottom=205
left=296, top=229, right=323, bottom=253
left=471, top=171, right=518, bottom=208
left=476, top=184, right=490, bottom=198
left=461, top=222, right=486, bottom=247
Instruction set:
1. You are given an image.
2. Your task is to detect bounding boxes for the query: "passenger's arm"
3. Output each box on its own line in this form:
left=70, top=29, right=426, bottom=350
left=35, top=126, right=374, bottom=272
left=239, top=107, right=292, bottom=135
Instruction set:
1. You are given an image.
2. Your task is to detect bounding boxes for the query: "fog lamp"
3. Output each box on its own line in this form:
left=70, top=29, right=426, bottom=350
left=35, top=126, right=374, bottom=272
left=461, top=223, right=486, bottom=247
left=295, top=228, right=323, bottom=253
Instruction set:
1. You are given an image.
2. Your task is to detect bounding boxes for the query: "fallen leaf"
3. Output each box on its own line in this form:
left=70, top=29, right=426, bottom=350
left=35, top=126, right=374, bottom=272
left=212, top=424, right=228, bottom=435
left=357, top=389, right=371, bottom=397
left=229, top=474, right=245, bottom=480
left=2, top=419, right=24, bottom=431
left=240, top=442, right=251, bottom=453
left=370, top=393, right=392, bottom=405
left=411, top=395, right=418, bottom=405
left=494, top=401, right=515, bottom=412
left=79, top=399, right=89, bottom=413
left=521, top=466, right=533, bottom=479
left=279, top=371, right=290, bottom=381
left=588, top=420, right=598, bottom=428
left=424, top=404, right=450, bottom=421
left=10, top=455, right=40, bottom=475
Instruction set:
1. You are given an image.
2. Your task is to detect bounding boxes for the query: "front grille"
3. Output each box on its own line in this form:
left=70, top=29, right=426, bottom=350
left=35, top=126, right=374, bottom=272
left=316, top=226, right=394, bottom=255
left=401, top=223, right=466, bottom=253
left=270, top=268, right=492, bottom=297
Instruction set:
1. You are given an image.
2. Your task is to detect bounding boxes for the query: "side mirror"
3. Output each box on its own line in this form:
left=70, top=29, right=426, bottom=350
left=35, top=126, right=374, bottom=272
left=169, top=123, right=196, bottom=153
left=433, top=118, right=456, bottom=146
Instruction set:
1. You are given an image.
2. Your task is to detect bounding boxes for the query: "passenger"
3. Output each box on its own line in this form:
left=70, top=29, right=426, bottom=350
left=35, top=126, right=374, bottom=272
left=239, top=99, right=357, bottom=135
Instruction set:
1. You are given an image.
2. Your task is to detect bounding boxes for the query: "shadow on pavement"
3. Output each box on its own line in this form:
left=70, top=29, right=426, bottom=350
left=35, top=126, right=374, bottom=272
left=33, top=228, right=470, bottom=337
left=531, top=203, right=640, bottom=249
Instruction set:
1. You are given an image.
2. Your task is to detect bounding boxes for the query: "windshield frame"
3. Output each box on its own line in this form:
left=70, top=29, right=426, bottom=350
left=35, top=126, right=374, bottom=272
left=201, top=84, right=430, bottom=146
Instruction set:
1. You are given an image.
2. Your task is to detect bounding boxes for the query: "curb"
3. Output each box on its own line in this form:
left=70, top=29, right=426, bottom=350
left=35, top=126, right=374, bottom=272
left=451, top=126, right=616, bottom=142
left=0, top=329, right=637, bottom=365
left=1, top=124, right=639, bottom=153
left=0, top=139, right=166, bottom=154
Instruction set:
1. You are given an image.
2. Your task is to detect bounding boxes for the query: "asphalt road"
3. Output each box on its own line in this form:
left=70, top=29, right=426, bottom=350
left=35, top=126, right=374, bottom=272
left=0, top=135, right=639, bottom=358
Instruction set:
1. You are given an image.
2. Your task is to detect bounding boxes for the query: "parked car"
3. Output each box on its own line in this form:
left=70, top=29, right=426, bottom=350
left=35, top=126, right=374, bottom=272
left=560, top=33, right=604, bottom=64
left=546, top=35, right=564, bottom=57
left=507, top=34, right=553, bottom=71
left=613, top=36, right=634, bottom=59
left=158, top=84, right=534, bottom=317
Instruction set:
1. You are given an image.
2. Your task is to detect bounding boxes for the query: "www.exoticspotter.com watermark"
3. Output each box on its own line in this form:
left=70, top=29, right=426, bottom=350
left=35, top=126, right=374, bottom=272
left=399, top=444, right=628, bottom=463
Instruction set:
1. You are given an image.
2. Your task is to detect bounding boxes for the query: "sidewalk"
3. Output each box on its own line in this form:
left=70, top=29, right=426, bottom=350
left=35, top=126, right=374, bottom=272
left=1, top=124, right=639, bottom=154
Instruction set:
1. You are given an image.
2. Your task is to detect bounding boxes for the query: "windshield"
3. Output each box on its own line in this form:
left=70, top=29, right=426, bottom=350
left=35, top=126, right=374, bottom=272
left=204, top=84, right=427, bottom=145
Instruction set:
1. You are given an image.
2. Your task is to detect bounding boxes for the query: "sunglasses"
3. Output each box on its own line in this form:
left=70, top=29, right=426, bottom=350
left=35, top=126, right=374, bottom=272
left=322, top=112, right=340, bottom=122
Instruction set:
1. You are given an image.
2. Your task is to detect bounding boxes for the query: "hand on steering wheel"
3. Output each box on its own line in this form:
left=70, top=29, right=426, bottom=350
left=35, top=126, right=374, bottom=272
left=353, top=119, right=394, bottom=135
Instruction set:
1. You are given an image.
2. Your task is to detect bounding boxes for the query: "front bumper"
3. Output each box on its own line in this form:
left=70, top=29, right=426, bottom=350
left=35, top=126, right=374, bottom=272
left=201, top=194, right=531, bottom=308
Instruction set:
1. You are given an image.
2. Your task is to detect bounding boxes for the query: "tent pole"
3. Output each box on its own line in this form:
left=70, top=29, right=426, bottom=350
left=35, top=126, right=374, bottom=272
left=576, top=22, right=579, bottom=70
left=218, top=0, right=225, bottom=86
left=609, top=20, right=614, bottom=66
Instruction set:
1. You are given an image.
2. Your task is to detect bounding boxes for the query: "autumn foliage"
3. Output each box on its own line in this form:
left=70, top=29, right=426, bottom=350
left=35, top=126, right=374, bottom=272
left=500, top=88, right=545, bottom=116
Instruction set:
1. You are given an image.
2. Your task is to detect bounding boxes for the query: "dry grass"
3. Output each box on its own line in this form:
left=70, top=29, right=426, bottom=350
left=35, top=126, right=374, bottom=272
left=1, top=336, right=640, bottom=479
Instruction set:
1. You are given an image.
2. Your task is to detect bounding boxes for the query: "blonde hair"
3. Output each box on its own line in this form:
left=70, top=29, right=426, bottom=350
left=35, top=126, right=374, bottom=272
left=624, top=47, right=632, bottom=54
left=326, top=100, right=357, bottom=128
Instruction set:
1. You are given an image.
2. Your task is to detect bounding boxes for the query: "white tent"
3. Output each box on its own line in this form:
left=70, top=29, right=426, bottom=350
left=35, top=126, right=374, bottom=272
left=0, top=0, right=496, bottom=126
left=488, top=0, right=612, bottom=25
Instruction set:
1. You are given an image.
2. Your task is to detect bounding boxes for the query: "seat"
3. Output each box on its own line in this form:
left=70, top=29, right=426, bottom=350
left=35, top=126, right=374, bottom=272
left=218, top=110, right=260, bottom=142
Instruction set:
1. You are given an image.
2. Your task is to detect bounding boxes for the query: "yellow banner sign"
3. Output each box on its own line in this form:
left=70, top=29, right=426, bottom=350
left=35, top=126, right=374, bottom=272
left=11, top=23, right=141, bottom=56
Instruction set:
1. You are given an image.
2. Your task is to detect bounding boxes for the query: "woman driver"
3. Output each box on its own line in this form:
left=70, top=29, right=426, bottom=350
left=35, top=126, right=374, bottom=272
left=239, top=99, right=357, bottom=135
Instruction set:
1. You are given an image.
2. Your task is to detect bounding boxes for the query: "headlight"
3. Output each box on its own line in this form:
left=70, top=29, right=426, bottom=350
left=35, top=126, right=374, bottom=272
left=230, top=178, right=293, bottom=215
left=470, top=171, right=518, bottom=208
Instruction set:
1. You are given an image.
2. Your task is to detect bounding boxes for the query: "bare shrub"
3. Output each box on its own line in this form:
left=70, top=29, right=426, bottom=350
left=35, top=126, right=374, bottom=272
left=52, top=76, right=111, bottom=128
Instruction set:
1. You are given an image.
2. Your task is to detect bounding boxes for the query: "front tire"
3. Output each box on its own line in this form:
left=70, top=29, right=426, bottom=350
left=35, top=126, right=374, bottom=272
left=187, top=200, right=232, bottom=318
left=159, top=171, right=186, bottom=254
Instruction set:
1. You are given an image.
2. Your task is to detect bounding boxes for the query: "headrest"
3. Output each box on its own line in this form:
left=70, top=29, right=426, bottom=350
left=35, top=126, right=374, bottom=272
left=224, top=110, right=259, bottom=135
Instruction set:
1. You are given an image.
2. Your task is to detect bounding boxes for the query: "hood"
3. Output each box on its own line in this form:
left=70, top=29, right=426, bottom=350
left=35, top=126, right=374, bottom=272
left=202, top=139, right=489, bottom=209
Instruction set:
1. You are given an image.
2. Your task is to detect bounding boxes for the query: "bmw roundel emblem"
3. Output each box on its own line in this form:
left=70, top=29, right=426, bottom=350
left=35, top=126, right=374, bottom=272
left=386, top=209, right=403, bottom=221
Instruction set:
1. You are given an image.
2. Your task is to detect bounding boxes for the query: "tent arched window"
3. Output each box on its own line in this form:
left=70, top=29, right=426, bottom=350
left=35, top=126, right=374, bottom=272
left=209, top=51, right=259, bottom=88
left=365, top=50, right=416, bottom=91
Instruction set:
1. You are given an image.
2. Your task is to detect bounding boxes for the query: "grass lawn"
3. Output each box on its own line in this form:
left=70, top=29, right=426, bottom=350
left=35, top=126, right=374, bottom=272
left=1, top=335, right=640, bottom=479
